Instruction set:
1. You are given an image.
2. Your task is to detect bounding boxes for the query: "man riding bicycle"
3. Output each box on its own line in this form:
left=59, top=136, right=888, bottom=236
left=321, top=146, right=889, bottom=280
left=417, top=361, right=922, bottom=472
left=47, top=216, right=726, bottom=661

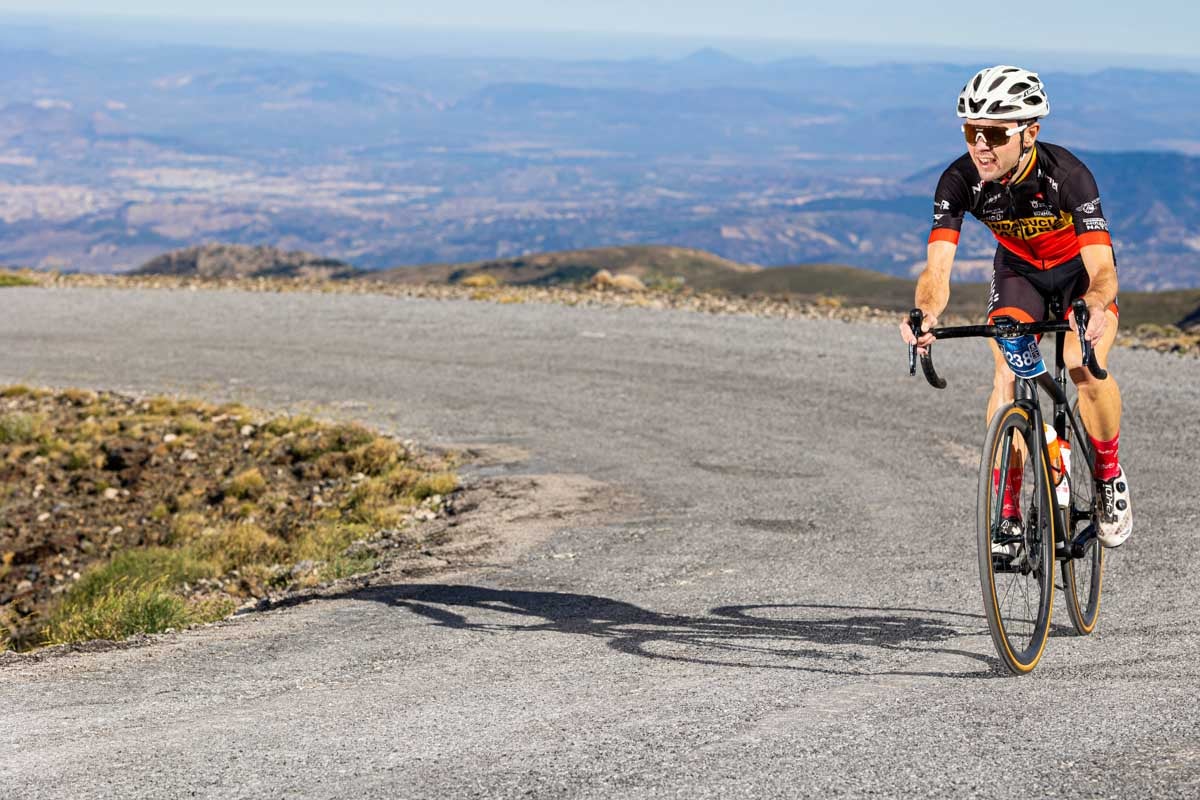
left=900, top=64, right=1132, bottom=548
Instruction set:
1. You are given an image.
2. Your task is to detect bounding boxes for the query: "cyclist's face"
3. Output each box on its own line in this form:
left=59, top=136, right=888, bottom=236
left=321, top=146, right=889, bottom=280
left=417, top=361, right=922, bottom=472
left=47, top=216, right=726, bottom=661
left=966, top=119, right=1033, bottom=180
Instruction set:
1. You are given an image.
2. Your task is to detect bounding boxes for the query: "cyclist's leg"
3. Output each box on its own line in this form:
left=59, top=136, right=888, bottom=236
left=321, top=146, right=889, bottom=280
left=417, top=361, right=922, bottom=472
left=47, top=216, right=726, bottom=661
left=1061, top=261, right=1122, bottom=446
left=1062, top=270, right=1130, bottom=546
left=1064, top=308, right=1121, bottom=441
left=985, top=249, right=1043, bottom=422
left=986, top=254, right=1044, bottom=518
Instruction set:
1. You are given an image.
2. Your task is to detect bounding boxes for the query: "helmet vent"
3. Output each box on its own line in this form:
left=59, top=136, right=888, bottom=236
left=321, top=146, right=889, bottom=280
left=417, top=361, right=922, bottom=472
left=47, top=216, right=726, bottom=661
left=957, top=65, right=1049, bottom=120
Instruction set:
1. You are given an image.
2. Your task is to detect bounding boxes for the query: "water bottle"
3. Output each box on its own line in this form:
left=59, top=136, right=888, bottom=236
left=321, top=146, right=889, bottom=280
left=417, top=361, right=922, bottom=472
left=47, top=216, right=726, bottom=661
left=1057, top=439, right=1072, bottom=507
left=1043, top=423, right=1071, bottom=507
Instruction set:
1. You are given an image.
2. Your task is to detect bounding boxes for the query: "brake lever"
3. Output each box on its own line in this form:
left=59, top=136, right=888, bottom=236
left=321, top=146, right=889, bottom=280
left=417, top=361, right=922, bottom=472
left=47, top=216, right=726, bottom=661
left=907, top=308, right=922, bottom=377
left=1070, top=299, right=1109, bottom=380
left=908, top=308, right=947, bottom=389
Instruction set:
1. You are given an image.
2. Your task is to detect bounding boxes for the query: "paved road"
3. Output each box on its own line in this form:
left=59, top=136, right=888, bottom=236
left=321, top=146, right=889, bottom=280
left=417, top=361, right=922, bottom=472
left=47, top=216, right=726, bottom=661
left=2, top=287, right=1198, bottom=798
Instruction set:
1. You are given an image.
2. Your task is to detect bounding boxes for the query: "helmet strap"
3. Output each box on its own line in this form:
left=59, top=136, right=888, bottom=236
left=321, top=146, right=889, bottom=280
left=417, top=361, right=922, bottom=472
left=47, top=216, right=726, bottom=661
left=999, top=126, right=1035, bottom=185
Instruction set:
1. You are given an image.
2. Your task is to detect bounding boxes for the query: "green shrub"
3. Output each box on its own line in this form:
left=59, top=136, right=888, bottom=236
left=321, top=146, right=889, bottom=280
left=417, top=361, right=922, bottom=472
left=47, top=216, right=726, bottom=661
left=347, top=438, right=402, bottom=475
left=226, top=467, right=267, bottom=500
left=42, top=577, right=226, bottom=646
left=413, top=472, right=458, bottom=500
left=0, top=412, right=44, bottom=444
left=191, top=523, right=286, bottom=572
left=67, top=548, right=218, bottom=608
left=0, top=272, right=38, bottom=288
left=291, top=521, right=371, bottom=563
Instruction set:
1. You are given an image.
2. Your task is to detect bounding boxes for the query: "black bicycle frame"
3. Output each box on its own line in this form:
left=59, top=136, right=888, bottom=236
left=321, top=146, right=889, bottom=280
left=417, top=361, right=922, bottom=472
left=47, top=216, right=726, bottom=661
left=908, top=298, right=1107, bottom=559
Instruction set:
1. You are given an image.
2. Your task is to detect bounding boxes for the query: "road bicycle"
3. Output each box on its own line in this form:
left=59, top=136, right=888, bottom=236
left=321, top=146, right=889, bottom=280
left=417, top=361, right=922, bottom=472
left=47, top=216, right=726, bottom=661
left=907, top=297, right=1108, bottom=674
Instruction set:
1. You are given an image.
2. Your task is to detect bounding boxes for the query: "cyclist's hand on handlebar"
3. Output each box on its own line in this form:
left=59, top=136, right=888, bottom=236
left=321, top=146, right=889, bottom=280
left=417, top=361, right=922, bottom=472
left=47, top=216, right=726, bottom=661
left=1068, top=299, right=1108, bottom=344
left=900, top=310, right=938, bottom=354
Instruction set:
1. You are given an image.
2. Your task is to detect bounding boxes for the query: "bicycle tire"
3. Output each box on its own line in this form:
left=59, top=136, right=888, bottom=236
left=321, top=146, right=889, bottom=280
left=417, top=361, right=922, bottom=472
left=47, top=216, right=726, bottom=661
left=977, top=403, right=1056, bottom=674
left=1061, top=399, right=1104, bottom=634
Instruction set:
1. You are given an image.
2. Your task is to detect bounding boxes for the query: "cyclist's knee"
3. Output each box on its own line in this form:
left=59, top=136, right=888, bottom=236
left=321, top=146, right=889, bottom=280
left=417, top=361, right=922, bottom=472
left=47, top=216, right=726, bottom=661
left=992, top=369, right=1016, bottom=402
left=990, top=350, right=1015, bottom=391
left=1070, top=367, right=1117, bottom=401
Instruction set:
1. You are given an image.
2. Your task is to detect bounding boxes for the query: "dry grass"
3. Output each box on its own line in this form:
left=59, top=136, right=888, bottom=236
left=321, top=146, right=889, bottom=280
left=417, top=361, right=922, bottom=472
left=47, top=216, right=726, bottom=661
left=0, top=270, right=39, bottom=288
left=2, top=387, right=460, bottom=651
left=459, top=273, right=500, bottom=288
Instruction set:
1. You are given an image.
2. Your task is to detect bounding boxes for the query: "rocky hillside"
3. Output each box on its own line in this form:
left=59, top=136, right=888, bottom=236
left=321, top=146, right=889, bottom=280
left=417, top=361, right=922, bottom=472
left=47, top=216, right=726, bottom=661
left=134, top=244, right=362, bottom=281
left=375, top=245, right=759, bottom=288
left=116, top=242, right=1200, bottom=330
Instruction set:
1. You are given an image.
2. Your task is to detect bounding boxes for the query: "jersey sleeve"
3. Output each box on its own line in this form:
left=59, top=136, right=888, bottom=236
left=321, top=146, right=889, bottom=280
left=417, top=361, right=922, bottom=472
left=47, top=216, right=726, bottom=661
left=928, top=166, right=969, bottom=245
left=1062, top=163, right=1112, bottom=248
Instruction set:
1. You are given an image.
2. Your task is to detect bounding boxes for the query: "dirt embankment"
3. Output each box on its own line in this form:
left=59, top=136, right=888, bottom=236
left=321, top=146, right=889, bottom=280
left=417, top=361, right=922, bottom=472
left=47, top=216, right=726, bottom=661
left=0, top=387, right=460, bottom=651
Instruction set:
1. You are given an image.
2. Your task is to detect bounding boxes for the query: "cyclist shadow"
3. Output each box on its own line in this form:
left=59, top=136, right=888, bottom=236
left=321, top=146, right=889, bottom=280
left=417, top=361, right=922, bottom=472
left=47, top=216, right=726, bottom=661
left=342, top=583, right=1003, bottom=678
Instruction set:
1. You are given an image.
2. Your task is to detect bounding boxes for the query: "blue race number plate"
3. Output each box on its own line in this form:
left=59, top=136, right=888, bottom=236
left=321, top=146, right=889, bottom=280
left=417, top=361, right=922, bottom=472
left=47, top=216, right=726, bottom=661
left=998, top=334, right=1047, bottom=378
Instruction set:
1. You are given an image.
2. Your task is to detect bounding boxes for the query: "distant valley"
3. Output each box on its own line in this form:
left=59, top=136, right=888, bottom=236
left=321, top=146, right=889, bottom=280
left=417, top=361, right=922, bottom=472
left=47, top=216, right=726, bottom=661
left=1, top=35, right=1199, bottom=288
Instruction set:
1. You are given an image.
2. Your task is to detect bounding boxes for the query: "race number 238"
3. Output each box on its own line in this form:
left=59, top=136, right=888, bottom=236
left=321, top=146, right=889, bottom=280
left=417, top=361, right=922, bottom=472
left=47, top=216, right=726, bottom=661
left=999, top=335, right=1047, bottom=378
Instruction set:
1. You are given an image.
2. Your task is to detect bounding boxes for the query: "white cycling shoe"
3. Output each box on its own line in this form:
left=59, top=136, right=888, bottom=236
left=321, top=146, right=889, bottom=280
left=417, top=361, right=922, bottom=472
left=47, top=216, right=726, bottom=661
left=1096, top=466, right=1132, bottom=548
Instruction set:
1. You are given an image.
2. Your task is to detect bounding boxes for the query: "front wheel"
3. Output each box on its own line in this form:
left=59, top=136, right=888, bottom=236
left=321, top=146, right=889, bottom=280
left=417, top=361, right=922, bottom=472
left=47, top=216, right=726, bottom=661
left=977, top=404, right=1056, bottom=674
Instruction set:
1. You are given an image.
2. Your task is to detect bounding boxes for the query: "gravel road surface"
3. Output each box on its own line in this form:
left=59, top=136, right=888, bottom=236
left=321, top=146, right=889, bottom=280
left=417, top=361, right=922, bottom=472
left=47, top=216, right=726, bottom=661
left=2, top=287, right=1199, bottom=798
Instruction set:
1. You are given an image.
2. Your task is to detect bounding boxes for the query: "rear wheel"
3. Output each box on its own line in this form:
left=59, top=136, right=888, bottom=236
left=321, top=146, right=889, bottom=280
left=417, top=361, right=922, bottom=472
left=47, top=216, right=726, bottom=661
left=1061, top=399, right=1104, bottom=634
left=977, top=404, right=1055, bottom=674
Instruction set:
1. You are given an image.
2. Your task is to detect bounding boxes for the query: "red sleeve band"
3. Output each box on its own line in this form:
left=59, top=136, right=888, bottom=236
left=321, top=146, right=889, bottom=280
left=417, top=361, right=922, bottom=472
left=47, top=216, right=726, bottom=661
left=1077, top=231, right=1112, bottom=248
left=928, top=229, right=960, bottom=245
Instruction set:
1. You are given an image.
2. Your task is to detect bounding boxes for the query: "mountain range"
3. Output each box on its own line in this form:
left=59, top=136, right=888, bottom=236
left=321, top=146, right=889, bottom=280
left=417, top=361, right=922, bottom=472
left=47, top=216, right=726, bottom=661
left=1, top=35, right=1198, bottom=288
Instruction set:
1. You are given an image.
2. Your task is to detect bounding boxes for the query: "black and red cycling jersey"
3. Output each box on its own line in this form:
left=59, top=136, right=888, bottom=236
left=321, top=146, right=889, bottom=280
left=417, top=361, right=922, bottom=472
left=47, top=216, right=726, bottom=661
left=928, top=141, right=1113, bottom=269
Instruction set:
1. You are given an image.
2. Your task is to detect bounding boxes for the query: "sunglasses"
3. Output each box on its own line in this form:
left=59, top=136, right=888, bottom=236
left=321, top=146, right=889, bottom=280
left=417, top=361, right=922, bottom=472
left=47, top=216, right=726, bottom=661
left=962, top=122, right=1029, bottom=148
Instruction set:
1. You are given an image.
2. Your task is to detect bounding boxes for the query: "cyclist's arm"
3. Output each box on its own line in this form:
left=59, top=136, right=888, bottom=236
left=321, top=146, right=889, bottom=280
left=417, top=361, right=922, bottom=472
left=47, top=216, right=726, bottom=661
left=1076, top=243, right=1118, bottom=342
left=1063, top=161, right=1116, bottom=341
left=901, top=240, right=956, bottom=347
left=904, top=163, right=969, bottom=346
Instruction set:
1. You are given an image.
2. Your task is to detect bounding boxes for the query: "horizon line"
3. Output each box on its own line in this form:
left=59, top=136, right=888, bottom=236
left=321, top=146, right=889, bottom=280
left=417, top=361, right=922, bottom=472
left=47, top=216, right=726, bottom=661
left=4, top=10, right=1200, bottom=68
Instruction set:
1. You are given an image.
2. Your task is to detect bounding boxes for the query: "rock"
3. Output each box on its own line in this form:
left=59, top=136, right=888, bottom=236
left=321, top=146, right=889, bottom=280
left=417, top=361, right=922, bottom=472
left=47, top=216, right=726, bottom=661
left=15, top=580, right=33, bottom=594
left=101, top=438, right=151, bottom=485
left=289, top=560, right=318, bottom=578
left=103, top=487, right=120, bottom=500
left=610, top=273, right=646, bottom=292
left=589, top=269, right=645, bottom=292
left=163, top=433, right=178, bottom=443
left=180, top=449, right=199, bottom=462
left=134, top=243, right=360, bottom=281
left=240, top=424, right=255, bottom=437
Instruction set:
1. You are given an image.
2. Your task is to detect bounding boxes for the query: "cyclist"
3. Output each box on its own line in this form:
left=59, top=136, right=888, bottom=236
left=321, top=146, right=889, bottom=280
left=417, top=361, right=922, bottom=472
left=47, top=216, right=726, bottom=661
left=900, top=65, right=1132, bottom=548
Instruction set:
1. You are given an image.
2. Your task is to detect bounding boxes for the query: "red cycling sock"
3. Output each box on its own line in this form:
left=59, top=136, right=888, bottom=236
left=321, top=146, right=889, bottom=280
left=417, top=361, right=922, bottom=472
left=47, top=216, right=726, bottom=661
left=1090, top=431, right=1121, bottom=481
left=996, top=465, right=1023, bottom=519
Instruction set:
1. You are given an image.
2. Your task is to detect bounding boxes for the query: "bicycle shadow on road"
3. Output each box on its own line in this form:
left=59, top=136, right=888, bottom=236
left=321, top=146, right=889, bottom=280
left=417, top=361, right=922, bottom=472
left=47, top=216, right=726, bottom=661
left=344, top=583, right=1001, bottom=678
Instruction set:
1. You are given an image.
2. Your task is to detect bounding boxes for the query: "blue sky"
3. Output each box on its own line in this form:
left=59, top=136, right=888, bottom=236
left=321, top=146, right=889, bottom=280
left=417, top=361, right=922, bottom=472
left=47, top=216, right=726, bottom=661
left=2, top=1, right=1198, bottom=58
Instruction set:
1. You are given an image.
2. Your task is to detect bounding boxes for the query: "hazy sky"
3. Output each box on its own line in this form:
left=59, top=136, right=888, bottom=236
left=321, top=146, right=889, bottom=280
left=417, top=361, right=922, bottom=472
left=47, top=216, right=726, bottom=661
left=2, top=1, right=1198, bottom=58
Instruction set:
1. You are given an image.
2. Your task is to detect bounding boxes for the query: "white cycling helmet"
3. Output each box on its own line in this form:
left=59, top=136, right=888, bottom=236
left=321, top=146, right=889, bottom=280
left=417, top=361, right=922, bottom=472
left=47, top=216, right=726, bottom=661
left=957, top=65, right=1050, bottom=120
